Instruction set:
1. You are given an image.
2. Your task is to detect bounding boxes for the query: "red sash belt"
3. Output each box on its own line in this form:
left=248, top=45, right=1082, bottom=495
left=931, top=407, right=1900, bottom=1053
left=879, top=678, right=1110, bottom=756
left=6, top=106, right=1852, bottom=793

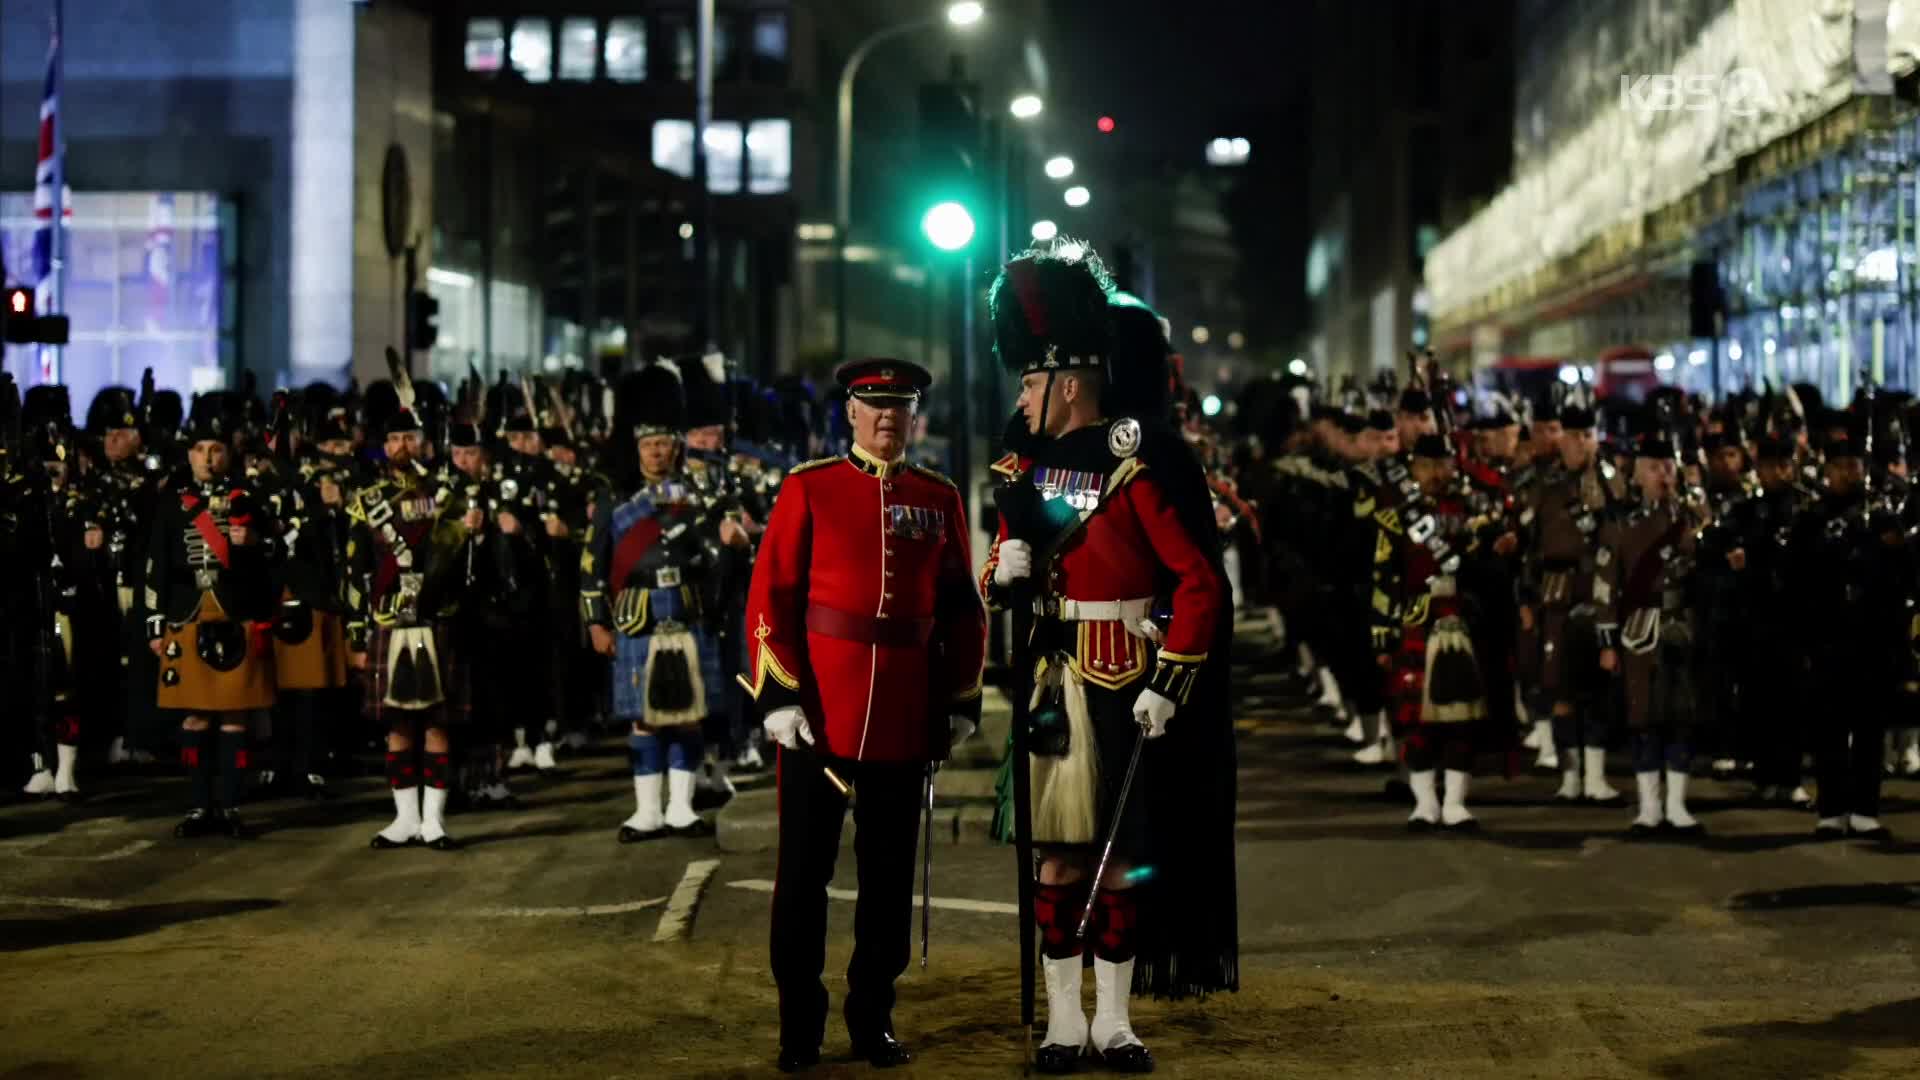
left=806, top=604, right=932, bottom=647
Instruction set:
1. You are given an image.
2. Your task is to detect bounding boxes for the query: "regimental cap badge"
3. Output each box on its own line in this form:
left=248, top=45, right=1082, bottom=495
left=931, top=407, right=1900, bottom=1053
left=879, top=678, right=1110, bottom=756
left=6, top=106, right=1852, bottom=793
left=1108, top=417, right=1141, bottom=459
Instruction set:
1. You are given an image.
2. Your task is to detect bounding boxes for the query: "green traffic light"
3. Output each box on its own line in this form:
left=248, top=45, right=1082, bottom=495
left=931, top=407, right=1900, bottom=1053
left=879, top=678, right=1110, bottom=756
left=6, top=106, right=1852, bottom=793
left=921, top=201, right=976, bottom=252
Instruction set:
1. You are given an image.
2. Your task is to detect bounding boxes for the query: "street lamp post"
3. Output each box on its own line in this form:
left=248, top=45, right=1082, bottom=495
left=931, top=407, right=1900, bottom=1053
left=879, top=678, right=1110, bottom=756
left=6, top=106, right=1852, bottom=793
left=834, top=3, right=983, bottom=364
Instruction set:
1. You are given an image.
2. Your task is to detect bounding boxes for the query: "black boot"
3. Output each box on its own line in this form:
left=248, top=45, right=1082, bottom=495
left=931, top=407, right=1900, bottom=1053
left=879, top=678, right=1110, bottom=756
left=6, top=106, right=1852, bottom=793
left=173, top=808, right=215, bottom=839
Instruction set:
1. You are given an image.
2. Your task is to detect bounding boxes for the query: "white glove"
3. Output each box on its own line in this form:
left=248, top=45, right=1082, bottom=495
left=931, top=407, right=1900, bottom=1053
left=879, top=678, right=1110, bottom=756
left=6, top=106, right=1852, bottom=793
left=992, top=539, right=1033, bottom=586
left=948, top=714, right=978, bottom=750
left=1132, top=688, right=1176, bottom=740
left=763, top=706, right=815, bottom=751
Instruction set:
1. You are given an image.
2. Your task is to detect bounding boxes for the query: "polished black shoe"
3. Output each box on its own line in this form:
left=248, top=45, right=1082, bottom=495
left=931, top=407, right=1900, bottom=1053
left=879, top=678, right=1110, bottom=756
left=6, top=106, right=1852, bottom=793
left=1035, top=1042, right=1084, bottom=1074
left=668, top=817, right=716, bottom=839
left=1853, top=825, right=1893, bottom=844
left=1096, top=1042, right=1155, bottom=1073
left=219, top=808, right=249, bottom=839
left=1813, top=820, right=1848, bottom=841
left=369, top=831, right=419, bottom=850
left=776, top=1046, right=820, bottom=1073
left=618, top=824, right=668, bottom=844
left=173, top=808, right=215, bottom=839
left=424, top=833, right=462, bottom=851
left=850, top=1031, right=912, bottom=1068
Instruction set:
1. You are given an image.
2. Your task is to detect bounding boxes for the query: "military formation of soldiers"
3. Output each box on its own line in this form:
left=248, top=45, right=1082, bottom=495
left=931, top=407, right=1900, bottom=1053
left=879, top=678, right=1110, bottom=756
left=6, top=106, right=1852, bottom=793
left=0, top=235, right=1247, bottom=1072
left=1232, top=357, right=1920, bottom=841
left=57, top=241, right=1920, bottom=1058
left=0, top=353, right=808, bottom=846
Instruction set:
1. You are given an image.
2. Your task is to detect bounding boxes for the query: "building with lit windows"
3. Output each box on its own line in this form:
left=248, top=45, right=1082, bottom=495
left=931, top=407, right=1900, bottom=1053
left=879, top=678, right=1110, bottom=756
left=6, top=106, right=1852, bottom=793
left=1428, top=0, right=1920, bottom=404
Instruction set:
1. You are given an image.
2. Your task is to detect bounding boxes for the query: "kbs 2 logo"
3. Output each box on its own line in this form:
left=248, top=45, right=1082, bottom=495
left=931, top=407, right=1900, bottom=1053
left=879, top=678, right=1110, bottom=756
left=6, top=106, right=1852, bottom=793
left=1618, top=70, right=1769, bottom=118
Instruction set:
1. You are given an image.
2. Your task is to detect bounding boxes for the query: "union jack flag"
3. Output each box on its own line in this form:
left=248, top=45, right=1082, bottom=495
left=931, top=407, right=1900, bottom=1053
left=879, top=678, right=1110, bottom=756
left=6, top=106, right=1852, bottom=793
left=30, top=13, right=64, bottom=287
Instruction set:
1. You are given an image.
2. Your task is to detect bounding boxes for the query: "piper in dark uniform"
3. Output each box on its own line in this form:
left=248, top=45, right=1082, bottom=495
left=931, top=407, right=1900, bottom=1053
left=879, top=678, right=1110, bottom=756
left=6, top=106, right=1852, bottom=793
left=1595, top=435, right=1712, bottom=836
left=983, top=250, right=1235, bottom=1074
left=1373, top=434, right=1494, bottom=831
left=81, top=384, right=163, bottom=764
left=582, top=362, right=744, bottom=842
left=146, top=394, right=280, bottom=838
left=346, top=375, right=476, bottom=851
left=1787, top=424, right=1913, bottom=840
left=14, top=397, right=90, bottom=802
left=744, top=357, right=985, bottom=1072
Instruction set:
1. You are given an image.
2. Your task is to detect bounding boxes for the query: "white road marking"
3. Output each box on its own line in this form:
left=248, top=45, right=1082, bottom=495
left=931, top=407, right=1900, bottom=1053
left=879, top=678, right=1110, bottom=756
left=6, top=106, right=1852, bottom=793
left=726, top=878, right=1019, bottom=916
left=652, top=858, right=722, bottom=942
left=469, top=897, right=669, bottom=919
left=20, top=840, right=156, bottom=862
left=0, top=894, right=119, bottom=912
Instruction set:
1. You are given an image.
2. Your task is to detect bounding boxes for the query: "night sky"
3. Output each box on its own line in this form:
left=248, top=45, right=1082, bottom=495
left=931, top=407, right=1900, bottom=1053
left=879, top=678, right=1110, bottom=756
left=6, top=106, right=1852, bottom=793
left=1045, top=0, right=1313, bottom=352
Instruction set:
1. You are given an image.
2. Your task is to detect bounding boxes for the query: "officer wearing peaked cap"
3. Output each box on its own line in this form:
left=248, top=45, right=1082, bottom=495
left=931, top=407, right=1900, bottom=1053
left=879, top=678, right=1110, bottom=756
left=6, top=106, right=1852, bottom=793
left=744, top=356, right=984, bottom=1072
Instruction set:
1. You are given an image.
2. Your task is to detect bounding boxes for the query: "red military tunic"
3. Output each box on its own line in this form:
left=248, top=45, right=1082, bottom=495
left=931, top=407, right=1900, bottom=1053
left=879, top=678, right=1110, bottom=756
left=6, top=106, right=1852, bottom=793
left=981, top=442, right=1223, bottom=702
left=740, top=444, right=987, bottom=763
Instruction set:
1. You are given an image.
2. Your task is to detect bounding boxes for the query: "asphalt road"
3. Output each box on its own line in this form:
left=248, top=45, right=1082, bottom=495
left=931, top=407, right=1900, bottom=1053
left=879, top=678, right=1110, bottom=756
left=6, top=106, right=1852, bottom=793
left=4, top=624, right=1920, bottom=1078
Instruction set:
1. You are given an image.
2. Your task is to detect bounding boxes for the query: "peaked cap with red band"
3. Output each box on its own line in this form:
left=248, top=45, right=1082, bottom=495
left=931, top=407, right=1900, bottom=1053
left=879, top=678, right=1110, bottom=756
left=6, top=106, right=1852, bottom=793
left=834, top=357, right=931, bottom=402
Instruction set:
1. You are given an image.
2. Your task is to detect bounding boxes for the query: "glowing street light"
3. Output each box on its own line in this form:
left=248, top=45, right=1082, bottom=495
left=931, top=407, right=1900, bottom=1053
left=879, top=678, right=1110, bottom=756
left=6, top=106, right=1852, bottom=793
left=1044, top=155, right=1075, bottom=180
left=1030, top=219, right=1059, bottom=242
left=947, top=2, right=985, bottom=26
left=1063, top=185, right=1090, bottom=208
left=1009, top=94, right=1043, bottom=120
left=921, top=201, right=976, bottom=252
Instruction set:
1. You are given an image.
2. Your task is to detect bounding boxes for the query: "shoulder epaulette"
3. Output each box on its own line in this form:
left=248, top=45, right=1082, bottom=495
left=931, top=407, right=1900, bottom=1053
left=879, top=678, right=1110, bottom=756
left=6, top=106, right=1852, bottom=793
left=909, top=464, right=957, bottom=489
left=786, top=456, right=840, bottom=477
left=989, top=452, right=1023, bottom=478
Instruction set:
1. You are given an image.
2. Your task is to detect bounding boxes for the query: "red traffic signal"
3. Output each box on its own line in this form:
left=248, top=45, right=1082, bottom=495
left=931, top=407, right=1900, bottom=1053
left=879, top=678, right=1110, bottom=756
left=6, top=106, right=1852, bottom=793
left=1096, top=115, right=1116, bottom=134
left=2, top=286, right=71, bottom=345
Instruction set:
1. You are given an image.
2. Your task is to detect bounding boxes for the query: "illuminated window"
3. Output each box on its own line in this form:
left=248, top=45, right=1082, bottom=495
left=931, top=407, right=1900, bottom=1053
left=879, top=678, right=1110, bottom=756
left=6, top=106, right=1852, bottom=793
left=558, top=18, right=598, bottom=81
left=652, top=119, right=695, bottom=178
left=705, top=123, right=743, bottom=194
left=747, top=119, right=791, bottom=194
left=510, top=18, right=552, bottom=83
left=752, top=13, right=789, bottom=84
left=465, top=18, right=506, bottom=73
left=605, top=16, right=647, bottom=82
left=652, top=120, right=761, bottom=195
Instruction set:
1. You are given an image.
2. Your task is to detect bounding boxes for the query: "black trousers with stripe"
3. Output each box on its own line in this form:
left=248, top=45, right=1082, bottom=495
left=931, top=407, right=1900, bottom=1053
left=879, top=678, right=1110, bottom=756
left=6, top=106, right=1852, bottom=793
left=770, top=748, right=925, bottom=1051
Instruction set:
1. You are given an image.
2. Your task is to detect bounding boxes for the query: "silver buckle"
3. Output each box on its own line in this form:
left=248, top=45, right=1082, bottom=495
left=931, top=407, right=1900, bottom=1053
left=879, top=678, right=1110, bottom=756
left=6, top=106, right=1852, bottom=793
left=396, top=572, right=424, bottom=625
left=656, top=567, right=683, bottom=588
left=194, top=569, right=219, bottom=591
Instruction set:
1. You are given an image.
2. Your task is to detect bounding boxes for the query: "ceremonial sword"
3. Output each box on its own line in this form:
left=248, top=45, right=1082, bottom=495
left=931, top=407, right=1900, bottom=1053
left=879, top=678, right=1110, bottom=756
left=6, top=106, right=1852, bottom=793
left=921, top=761, right=936, bottom=970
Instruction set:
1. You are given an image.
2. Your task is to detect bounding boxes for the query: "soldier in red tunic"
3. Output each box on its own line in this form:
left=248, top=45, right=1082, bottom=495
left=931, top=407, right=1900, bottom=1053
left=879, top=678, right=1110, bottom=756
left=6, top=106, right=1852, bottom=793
left=742, top=357, right=986, bottom=1073
left=983, top=248, right=1235, bottom=1073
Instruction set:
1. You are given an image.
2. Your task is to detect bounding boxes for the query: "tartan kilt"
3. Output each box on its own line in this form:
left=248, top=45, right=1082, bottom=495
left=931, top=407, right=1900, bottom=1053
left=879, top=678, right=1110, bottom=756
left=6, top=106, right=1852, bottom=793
left=611, top=624, right=721, bottom=727
left=274, top=609, right=350, bottom=691
left=156, top=593, right=276, bottom=714
left=363, top=621, right=469, bottom=728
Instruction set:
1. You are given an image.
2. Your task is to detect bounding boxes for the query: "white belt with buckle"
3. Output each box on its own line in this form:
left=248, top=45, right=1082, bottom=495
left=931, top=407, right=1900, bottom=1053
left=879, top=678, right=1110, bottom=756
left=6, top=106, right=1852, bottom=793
left=1038, top=597, right=1154, bottom=624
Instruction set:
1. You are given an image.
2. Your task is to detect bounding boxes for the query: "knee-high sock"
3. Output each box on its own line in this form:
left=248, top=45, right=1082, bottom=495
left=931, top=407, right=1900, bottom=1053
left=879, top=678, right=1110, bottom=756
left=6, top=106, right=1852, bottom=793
left=217, top=729, right=249, bottom=808
left=1091, top=888, right=1139, bottom=964
left=181, top=728, right=213, bottom=809
left=1033, top=881, right=1090, bottom=960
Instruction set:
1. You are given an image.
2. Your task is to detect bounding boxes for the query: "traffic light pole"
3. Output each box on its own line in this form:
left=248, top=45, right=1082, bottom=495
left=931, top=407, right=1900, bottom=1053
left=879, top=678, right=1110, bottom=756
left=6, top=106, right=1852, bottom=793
left=835, top=15, right=942, bottom=364
left=951, top=254, right=973, bottom=504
